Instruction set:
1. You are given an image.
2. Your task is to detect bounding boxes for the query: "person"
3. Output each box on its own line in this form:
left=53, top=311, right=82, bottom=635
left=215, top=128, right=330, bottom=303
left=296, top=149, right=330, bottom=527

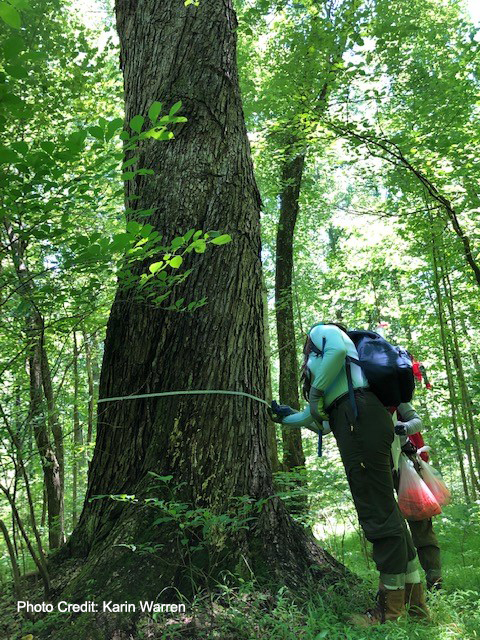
left=269, top=322, right=427, bottom=625
left=393, top=403, right=442, bottom=591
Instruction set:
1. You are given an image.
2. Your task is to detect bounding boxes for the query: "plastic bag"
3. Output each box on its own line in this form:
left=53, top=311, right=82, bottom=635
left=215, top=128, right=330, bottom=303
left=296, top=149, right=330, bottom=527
left=416, top=454, right=451, bottom=506
left=397, top=453, right=442, bottom=521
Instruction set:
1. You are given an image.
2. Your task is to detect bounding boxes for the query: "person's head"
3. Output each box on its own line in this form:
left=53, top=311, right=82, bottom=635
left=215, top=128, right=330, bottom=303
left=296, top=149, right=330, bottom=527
left=299, top=321, right=348, bottom=400
left=300, top=334, right=314, bottom=401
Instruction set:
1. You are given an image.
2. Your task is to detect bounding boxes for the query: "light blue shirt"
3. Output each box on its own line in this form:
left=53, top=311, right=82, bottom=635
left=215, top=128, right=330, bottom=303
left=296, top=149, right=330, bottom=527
left=283, top=324, right=368, bottom=428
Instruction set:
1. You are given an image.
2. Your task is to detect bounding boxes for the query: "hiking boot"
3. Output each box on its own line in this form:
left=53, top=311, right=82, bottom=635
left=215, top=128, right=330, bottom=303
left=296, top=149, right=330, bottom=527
left=349, top=587, right=406, bottom=627
left=427, top=576, right=443, bottom=591
left=405, top=582, right=430, bottom=619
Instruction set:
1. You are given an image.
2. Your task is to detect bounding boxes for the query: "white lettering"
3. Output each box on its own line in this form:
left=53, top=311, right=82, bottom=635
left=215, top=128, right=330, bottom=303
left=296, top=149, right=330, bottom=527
left=17, top=601, right=54, bottom=613
left=138, top=602, right=186, bottom=614
left=102, top=601, right=136, bottom=613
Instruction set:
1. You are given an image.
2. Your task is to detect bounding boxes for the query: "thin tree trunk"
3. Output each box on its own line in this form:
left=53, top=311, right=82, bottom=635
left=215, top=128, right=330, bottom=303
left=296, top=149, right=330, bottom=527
left=262, top=277, right=281, bottom=472
left=28, top=327, right=64, bottom=548
left=275, top=144, right=306, bottom=471
left=1, top=484, right=50, bottom=594
left=83, top=328, right=96, bottom=449
left=41, top=349, right=65, bottom=539
left=72, top=330, right=83, bottom=527
left=430, top=231, right=471, bottom=499
left=3, top=216, right=65, bottom=548
left=0, top=403, right=48, bottom=570
left=0, top=520, right=21, bottom=598
left=392, top=272, right=440, bottom=466
left=439, top=253, right=480, bottom=487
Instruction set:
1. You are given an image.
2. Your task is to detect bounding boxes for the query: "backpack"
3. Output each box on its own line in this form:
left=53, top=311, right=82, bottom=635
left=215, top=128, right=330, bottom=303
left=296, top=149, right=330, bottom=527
left=346, top=329, right=415, bottom=408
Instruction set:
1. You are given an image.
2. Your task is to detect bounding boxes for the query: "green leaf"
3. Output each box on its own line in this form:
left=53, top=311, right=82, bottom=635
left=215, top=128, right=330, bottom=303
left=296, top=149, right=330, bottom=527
left=169, top=255, right=183, bottom=268
left=169, top=101, right=182, bottom=116
left=89, top=125, right=104, bottom=141
left=4, top=65, right=28, bottom=79
left=193, top=239, right=206, bottom=253
left=122, top=171, right=136, bottom=181
left=2, top=36, right=25, bottom=58
left=40, top=141, right=55, bottom=155
left=153, top=292, right=170, bottom=303
left=11, top=140, right=28, bottom=155
left=66, top=130, right=87, bottom=151
left=139, top=224, right=153, bottom=237
left=111, top=233, right=131, bottom=250
left=210, top=234, right=232, bottom=245
left=121, top=156, right=137, bottom=170
left=0, top=3, right=21, bottom=28
left=0, top=145, right=19, bottom=163
left=149, top=261, right=164, bottom=274
left=106, top=117, right=124, bottom=141
left=126, top=220, right=141, bottom=234
left=148, top=101, right=162, bottom=123
left=171, top=236, right=185, bottom=249
left=9, top=0, right=29, bottom=9
left=143, top=127, right=173, bottom=140
left=129, top=115, right=145, bottom=133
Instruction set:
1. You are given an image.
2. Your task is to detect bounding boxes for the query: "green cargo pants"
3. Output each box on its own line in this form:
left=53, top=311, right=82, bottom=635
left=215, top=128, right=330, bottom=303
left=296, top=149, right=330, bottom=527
left=328, top=390, right=417, bottom=576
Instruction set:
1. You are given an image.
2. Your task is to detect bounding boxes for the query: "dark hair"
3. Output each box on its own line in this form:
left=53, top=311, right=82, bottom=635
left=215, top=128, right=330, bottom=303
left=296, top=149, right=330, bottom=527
left=299, top=322, right=348, bottom=401
left=300, top=335, right=313, bottom=401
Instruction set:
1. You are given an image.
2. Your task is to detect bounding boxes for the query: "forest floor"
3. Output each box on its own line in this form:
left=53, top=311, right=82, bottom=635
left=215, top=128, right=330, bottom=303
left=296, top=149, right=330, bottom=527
left=1, top=502, right=479, bottom=640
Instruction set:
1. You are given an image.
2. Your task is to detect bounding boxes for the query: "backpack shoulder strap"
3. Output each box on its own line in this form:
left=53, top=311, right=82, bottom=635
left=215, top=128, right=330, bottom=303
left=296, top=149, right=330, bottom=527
left=345, top=355, right=359, bottom=420
left=310, top=336, right=326, bottom=357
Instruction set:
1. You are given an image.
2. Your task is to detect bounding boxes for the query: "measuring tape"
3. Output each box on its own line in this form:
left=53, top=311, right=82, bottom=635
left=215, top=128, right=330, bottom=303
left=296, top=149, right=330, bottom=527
left=97, top=389, right=271, bottom=406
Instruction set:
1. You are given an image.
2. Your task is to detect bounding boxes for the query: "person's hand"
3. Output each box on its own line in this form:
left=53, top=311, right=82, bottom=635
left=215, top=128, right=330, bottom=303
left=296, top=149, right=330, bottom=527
left=314, top=396, right=329, bottom=422
left=395, top=422, right=407, bottom=436
left=268, top=400, right=295, bottom=423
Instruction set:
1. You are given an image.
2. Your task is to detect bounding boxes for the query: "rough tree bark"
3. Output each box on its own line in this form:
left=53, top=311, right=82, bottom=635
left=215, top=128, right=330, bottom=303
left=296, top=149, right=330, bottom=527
left=55, top=2, right=348, bottom=633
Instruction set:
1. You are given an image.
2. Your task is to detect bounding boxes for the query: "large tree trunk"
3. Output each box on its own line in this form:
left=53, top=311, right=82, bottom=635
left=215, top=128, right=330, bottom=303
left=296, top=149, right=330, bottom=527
left=60, top=0, right=347, bottom=624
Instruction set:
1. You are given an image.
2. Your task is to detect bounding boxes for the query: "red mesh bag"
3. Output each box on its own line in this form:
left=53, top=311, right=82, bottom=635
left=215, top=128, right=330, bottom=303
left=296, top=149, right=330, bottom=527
left=417, top=456, right=451, bottom=506
left=398, top=454, right=442, bottom=521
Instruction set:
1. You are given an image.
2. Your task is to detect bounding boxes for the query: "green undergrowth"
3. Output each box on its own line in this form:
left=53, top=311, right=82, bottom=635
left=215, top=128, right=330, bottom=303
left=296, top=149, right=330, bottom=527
left=2, top=503, right=479, bottom=639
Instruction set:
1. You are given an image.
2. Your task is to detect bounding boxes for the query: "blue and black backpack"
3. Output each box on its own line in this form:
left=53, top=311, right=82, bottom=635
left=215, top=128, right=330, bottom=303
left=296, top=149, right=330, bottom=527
left=346, top=329, right=415, bottom=408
